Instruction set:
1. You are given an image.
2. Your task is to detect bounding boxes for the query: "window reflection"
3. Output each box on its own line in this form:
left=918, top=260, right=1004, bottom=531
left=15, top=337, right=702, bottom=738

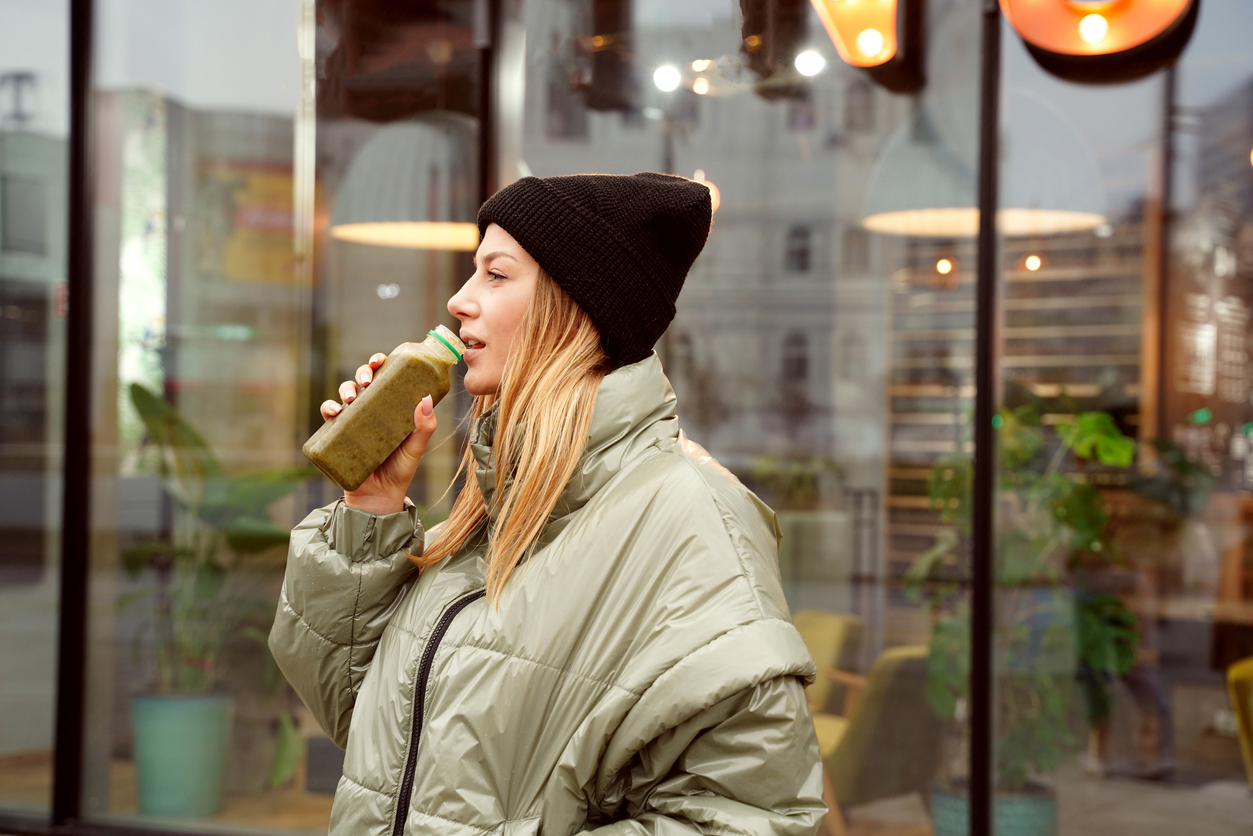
left=7, top=0, right=1251, bottom=833
left=988, top=2, right=1253, bottom=832
left=786, top=225, right=813, bottom=273
left=0, top=1, right=67, bottom=814
left=75, top=0, right=479, bottom=829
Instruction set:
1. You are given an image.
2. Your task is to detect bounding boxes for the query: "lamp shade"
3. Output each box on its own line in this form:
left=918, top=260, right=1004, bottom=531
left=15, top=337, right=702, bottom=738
left=863, top=89, right=1106, bottom=238
left=1000, top=0, right=1198, bottom=84
left=331, top=112, right=479, bottom=250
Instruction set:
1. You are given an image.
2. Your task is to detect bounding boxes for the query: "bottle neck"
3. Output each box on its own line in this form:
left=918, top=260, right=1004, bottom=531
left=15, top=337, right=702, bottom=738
left=423, top=334, right=459, bottom=365
left=427, top=325, right=465, bottom=364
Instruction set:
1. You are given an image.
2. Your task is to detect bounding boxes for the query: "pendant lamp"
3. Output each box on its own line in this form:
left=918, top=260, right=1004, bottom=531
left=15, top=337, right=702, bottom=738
left=808, top=0, right=924, bottom=93
left=1000, top=0, right=1200, bottom=84
left=863, top=89, right=1106, bottom=238
left=331, top=112, right=479, bottom=250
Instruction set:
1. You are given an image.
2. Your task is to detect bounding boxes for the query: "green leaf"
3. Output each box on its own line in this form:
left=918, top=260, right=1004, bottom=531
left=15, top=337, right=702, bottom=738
left=268, top=711, right=305, bottom=789
left=120, top=541, right=172, bottom=577
left=200, top=467, right=318, bottom=530
left=129, top=383, right=222, bottom=509
left=225, top=516, right=294, bottom=553
left=1058, top=412, right=1135, bottom=466
left=998, top=406, right=1044, bottom=470
left=903, top=529, right=959, bottom=591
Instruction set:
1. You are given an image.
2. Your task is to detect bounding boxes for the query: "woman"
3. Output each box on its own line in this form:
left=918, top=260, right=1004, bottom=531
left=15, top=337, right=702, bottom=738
left=270, top=172, right=825, bottom=835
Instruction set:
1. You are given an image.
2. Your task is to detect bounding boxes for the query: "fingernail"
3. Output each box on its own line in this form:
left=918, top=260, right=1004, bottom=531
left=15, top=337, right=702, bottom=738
left=329, top=403, right=342, bottom=415
left=420, top=396, right=433, bottom=417
left=362, top=371, right=372, bottom=385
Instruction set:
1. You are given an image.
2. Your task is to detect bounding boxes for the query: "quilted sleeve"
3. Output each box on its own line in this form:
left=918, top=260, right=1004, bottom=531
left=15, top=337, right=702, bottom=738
left=588, top=674, right=825, bottom=835
left=268, top=498, right=422, bottom=748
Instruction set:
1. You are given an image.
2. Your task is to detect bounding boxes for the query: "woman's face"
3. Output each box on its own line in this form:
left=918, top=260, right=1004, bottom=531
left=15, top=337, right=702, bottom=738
left=448, top=223, right=538, bottom=396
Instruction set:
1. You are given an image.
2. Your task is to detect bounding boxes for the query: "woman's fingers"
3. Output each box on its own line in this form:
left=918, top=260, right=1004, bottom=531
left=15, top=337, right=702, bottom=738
left=396, top=396, right=438, bottom=465
left=323, top=354, right=385, bottom=421
left=356, top=354, right=387, bottom=387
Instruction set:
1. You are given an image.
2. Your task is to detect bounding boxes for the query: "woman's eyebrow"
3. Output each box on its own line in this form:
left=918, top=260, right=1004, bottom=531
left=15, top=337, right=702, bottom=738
left=477, top=251, right=518, bottom=267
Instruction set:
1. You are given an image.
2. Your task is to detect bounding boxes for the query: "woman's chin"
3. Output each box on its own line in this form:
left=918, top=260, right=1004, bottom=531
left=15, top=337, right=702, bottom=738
left=462, top=369, right=500, bottom=397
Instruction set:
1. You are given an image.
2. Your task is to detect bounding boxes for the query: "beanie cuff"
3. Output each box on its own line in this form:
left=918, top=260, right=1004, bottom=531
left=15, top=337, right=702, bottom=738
left=476, top=173, right=711, bottom=366
left=478, top=179, right=676, bottom=351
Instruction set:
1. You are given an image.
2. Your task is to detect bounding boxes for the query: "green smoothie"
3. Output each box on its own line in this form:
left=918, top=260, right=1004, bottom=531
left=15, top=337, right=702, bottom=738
left=303, top=325, right=465, bottom=491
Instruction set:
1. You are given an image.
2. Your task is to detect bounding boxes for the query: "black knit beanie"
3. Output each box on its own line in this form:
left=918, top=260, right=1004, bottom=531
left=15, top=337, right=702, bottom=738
left=477, top=171, right=713, bottom=367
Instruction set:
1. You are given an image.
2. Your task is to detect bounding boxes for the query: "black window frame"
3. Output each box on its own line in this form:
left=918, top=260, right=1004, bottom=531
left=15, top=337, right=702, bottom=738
left=0, top=3, right=1009, bottom=836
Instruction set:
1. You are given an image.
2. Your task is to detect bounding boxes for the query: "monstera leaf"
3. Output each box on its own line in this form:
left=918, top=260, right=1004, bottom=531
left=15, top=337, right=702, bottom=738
left=202, top=467, right=320, bottom=552
left=130, top=383, right=316, bottom=550
left=1057, top=412, right=1136, bottom=467
left=130, top=382, right=222, bottom=509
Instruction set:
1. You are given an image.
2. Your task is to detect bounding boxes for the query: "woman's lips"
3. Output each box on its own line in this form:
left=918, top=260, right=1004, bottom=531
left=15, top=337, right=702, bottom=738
left=462, top=340, right=485, bottom=362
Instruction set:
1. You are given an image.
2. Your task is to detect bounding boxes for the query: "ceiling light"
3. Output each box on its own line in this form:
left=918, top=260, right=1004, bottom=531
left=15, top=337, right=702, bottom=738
left=333, top=222, right=479, bottom=250
left=693, top=77, right=710, bottom=95
left=1024, top=254, right=1042, bottom=271
left=856, top=28, right=886, bottom=59
left=794, top=50, right=827, bottom=77
left=809, top=0, right=901, bottom=69
left=936, top=258, right=954, bottom=275
left=331, top=114, right=478, bottom=250
left=691, top=58, right=712, bottom=72
left=999, top=0, right=1198, bottom=85
left=863, top=90, right=1106, bottom=238
left=653, top=65, right=681, bottom=92
left=1078, top=14, right=1109, bottom=45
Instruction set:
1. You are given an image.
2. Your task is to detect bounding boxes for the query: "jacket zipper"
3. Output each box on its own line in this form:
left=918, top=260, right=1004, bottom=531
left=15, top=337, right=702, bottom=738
left=391, top=588, right=486, bottom=836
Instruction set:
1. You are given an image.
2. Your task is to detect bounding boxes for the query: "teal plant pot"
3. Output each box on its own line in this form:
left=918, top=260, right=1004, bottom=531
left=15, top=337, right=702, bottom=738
left=131, top=693, right=232, bottom=818
left=932, top=785, right=1057, bottom=836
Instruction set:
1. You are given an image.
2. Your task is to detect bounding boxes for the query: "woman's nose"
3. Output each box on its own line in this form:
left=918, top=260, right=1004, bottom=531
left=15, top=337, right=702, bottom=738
left=447, top=280, right=475, bottom=320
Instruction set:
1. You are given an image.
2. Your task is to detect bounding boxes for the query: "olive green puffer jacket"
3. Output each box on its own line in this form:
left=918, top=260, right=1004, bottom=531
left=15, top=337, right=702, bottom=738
left=269, top=354, right=825, bottom=835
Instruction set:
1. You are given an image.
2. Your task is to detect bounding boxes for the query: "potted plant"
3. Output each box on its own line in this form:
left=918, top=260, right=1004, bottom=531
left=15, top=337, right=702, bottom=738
left=121, top=383, right=314, bottom=818
left=906, top=407, right=1142, bottom=836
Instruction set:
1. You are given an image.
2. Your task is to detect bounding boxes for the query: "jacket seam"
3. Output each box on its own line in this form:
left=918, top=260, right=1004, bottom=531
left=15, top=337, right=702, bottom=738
left=339, top=770, right=391, bottom=798
left=615, top=621, right=805, bottom=728
left=279, top=592, right=364, bottom=650
left=407, top=808, right=496, bottom=834
left=348, top=555, right=365, bottom=696
left=670, top=453, right=769, bottom=619
left=452, top=641, right=644, bottom=696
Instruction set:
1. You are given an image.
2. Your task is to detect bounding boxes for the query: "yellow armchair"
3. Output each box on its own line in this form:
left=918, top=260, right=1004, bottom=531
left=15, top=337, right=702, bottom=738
left=1229, top=655, right=1253, bottom=793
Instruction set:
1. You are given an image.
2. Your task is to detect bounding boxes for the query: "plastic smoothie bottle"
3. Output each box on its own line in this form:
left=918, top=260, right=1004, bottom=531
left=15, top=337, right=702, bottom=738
left=303, top=325, right=465, bottom=491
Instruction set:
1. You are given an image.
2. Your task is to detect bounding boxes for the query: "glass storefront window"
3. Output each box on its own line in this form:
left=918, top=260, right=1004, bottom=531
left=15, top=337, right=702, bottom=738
left=78, top=0, right=479, bottom=829
left=0, top=0, right=69, bottom=815
left=990, top=2, right=1253, bottom=834
left=7, top=2, right=1253, bottom=835
left=521, top=1, right=981, bottom=832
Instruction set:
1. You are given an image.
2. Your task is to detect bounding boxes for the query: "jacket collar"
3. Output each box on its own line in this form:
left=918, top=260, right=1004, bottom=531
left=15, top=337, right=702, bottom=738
left=469, top=352, right=678, bottom=529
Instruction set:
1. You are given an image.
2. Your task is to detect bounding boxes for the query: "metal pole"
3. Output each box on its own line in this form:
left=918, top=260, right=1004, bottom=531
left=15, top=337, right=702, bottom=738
left=1156, top=67, right=1175, bottom=439
left=53, top=0, right=95, bottom=824
left=970, top=2, right=1002, bottom=835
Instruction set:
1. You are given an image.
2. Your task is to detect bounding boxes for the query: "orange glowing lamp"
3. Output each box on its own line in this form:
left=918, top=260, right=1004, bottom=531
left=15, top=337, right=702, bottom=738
left=809, top=0, right=898, bottom=67
left=809, top=0, right=923, bottom=92
left=1000, top=0, right=1200, bottom=83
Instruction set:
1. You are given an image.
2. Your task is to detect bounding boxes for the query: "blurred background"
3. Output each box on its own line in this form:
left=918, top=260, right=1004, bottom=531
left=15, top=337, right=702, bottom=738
left=2, top=1, right=1252, bottom=835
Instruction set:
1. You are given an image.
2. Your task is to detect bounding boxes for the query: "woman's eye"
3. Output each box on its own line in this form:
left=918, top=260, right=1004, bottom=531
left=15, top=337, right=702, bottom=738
left=488, top=271, right=507, bottom=282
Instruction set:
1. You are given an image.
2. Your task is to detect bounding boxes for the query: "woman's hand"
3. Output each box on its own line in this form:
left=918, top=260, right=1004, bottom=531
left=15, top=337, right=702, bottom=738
left=320, top=352, right=438, bottom=515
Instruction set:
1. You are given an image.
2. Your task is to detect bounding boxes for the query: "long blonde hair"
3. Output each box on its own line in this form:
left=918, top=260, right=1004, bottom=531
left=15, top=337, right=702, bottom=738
left=417, top=270, right=610, bottom=601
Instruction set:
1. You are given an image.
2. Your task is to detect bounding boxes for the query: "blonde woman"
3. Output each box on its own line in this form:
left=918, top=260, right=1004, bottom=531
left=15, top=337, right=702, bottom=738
left=270, top=173, right=825, bottom=836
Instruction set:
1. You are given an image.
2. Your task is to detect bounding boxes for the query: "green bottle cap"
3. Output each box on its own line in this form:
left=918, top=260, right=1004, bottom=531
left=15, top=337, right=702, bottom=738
left=429, top=325, right=465, bottom=362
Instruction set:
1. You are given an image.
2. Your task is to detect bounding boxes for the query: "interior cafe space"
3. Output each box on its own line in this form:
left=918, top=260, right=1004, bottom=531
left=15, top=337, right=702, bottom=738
left=4, top=1, right=1253, bottom=835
